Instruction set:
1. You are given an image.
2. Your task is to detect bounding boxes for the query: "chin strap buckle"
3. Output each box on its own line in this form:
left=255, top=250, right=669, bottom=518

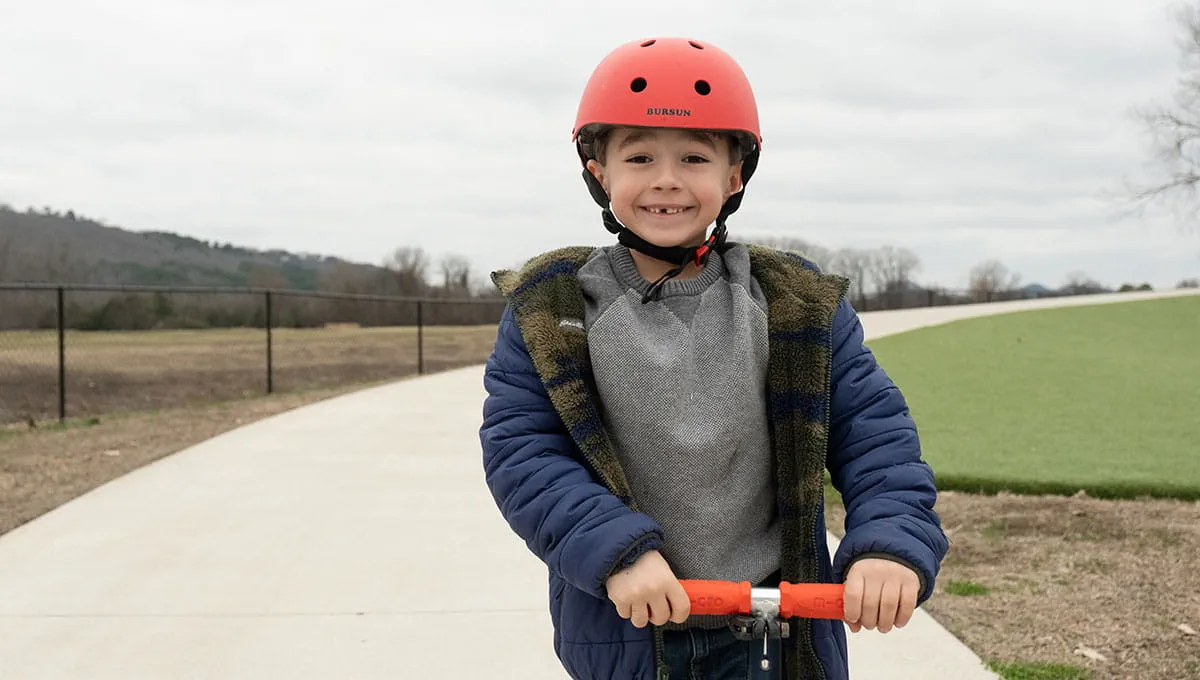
left=692, top=234, right=719, bottom=267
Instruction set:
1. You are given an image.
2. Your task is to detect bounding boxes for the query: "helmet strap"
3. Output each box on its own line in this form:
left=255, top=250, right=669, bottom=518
left=601, top=209, right=729, bottom=304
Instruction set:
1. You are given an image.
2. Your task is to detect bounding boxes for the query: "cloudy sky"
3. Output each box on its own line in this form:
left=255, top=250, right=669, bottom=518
left=3, top=0, right=1199, bottom=290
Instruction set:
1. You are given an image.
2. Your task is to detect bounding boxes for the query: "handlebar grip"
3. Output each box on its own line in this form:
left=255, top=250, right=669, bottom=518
left=678, top=580, right=751, bottom=616
left=779, top=582, right=845, bottom=620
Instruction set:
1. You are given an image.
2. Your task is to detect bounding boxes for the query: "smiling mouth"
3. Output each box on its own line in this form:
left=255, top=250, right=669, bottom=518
left=642, top=206, right=692, bottom=215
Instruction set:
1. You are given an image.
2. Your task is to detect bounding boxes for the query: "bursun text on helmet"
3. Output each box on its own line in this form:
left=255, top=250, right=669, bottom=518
left=646, top=107, right=691, bottom=117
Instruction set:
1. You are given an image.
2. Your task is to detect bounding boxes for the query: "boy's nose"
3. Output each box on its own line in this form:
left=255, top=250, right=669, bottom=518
left=651, top=162, right=684, bottom=190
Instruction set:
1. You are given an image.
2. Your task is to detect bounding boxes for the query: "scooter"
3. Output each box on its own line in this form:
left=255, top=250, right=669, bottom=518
left=679, top=580, right=845, bottom=671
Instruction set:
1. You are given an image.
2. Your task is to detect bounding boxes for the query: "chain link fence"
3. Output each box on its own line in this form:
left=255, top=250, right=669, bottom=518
left=0, top=283, right=506, bottom=425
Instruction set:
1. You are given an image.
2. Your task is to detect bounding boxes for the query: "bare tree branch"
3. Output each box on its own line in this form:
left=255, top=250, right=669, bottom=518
left=969, top=259, right=1022, bottom=298
left=829, top=247, right=873, bottom=303
left=383, top=246, right=430, bottom=295
left=867, top=245, right=921, bottom=294
left=439, top=254, right=472, bottom=295
left=1125, top=2, right=1200, bottom=233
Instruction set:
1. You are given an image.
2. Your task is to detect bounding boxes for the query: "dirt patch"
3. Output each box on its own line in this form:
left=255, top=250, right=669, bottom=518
left=0, top=381, right=392, bottom=537
left=826, top=490, right=1200, bottom=679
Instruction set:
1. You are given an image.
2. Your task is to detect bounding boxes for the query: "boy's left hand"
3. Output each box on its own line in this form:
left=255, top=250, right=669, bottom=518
left=842, top=558, right=920, bottom=633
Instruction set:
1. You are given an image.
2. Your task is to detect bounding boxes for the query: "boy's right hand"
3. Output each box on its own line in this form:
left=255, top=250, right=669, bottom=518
left=605, top=550, right=691, bottom=628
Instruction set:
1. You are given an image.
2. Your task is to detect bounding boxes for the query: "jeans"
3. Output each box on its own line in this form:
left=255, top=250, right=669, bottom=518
left=660, top=626, right=784, bottom=679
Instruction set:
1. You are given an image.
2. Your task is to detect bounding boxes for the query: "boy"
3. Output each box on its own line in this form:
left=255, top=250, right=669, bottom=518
left=479, top=37, right=948, bottom=680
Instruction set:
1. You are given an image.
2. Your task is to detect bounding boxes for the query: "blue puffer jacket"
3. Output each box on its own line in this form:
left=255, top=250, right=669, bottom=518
left=479, top=246, right=948, bottom=680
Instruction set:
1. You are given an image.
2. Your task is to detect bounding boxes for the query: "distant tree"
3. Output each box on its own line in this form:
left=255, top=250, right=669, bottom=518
left=439, top=254, right=472, bottom=295
left=829, top=247, right=873, bottom=303
left=867, top=245, right=921, bottom=294
left=1118, top=282, right=1154, bottom=292
left=969, top=259, right=1022, bottom=298
left=1062, top=271, right=1105, bottom=295
left=384, top=246, right=430, bottom=295
left=1179, top=277, right=1200, bottom=288
left=151, top=291, right=176, bottom=322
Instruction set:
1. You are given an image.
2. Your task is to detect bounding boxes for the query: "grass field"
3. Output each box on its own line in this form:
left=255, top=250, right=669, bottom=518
left=0, top=325, right=500, bottom=425
left=864, top=295, right=1200, bottom=500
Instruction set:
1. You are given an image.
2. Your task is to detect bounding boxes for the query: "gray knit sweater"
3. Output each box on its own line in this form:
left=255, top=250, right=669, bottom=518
left=578, top=244, right=780, bottom=591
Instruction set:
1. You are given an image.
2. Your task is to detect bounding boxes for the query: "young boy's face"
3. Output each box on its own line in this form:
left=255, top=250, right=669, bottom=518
left=586, top=127, right=744, bottom=249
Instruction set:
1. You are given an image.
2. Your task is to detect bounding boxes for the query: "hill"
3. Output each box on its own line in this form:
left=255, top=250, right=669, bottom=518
left=0, top=204, right=387, bottom=290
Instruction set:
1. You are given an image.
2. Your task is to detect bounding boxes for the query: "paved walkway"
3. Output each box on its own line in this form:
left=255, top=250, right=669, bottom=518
left=1, top=289, right=1195, bottom=678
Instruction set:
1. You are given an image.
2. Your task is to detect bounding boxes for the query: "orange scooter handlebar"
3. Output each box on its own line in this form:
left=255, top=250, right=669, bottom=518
left=679, top=580, right=845, bottom=620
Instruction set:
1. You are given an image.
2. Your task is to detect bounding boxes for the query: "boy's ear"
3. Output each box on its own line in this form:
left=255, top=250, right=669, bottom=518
left=586, top=159, right=608, bottom=194
left=726, top=161, right=744, bottom=197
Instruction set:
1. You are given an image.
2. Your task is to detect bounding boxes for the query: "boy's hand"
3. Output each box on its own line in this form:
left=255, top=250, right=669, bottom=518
left=843, top=558, right=920, bottom=633
left=604, top=550, right=691, bottom=628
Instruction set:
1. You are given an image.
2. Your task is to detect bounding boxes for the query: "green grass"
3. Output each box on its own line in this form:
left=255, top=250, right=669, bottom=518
left=985, top=661, right=1092, bottom=680
left=865, top=295, right=1200, bottom=500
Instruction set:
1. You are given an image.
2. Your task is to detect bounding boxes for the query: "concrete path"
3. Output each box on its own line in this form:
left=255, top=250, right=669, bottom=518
left=0, top=288, right=1195, bottom=679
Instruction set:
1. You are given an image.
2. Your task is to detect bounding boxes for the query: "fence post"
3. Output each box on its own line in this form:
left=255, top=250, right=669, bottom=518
left=417, top=300, right=424, bottom=375
left=265, top=291, right=274, bottom=394
left=57, top=286, right=66, bottom=422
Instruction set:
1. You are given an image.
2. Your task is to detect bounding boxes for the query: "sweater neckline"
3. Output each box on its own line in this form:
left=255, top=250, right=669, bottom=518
left=609, top=245, right=727, bottom=298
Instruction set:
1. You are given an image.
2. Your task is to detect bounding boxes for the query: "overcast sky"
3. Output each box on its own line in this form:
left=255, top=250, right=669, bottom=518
left=3, top=0, right=1199, bottom=290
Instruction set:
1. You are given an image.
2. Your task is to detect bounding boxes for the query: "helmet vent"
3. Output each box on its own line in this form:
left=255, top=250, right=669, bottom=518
left=640, top=40, right=656, bottom=47
left=630, top=77, right=647, bottom=93
left=689, top=41, right=704, bottom=49
left=694, top=80, right=711, bottom=95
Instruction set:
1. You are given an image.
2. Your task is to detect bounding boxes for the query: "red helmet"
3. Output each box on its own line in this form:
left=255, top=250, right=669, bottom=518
left=572, top=37, right=762, bottom=149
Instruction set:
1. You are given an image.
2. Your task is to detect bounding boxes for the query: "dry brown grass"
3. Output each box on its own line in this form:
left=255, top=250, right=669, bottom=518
left=0, top=325, right=499, bottom=424
left=826, top=490, right=1200, bottom=680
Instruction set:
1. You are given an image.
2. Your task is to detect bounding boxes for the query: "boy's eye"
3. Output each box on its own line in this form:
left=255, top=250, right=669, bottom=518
left=623, top=153, right=710, bottom=164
